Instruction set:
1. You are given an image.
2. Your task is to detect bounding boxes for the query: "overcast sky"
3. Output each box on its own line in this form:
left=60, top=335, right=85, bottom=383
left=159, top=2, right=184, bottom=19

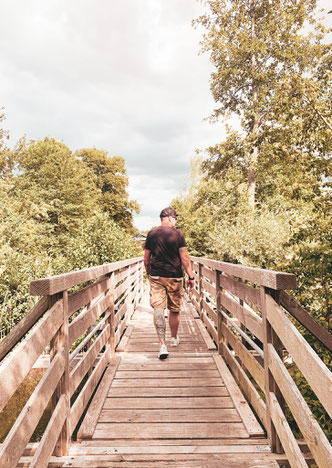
left=1, top=1, right=330, bottom=231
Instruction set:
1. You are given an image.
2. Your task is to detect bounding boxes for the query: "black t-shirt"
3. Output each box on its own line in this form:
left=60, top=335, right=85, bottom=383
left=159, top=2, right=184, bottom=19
left=145, top=226, right=186, bottom=277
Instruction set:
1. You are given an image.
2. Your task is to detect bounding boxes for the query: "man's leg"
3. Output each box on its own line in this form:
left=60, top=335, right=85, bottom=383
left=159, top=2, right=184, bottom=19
left=154, top=308, right=166, bottom=344
left=149, top=277, right=168, bottom=358
left=169, top=310, right=180, bottom=339
left=166, top=278, right=184, bottom=344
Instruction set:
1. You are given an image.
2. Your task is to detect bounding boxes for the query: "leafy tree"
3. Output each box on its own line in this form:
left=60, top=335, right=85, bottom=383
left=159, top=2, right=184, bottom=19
left=76, top=148, right=140, bottom=231
left=194, top=0, right=330, bottom=207
left=16, top=138, right=100, bottom=243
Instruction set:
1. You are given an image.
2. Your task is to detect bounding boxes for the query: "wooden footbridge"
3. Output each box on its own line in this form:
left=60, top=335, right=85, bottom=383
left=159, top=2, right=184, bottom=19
left=0, top=256, right=331, bottom=467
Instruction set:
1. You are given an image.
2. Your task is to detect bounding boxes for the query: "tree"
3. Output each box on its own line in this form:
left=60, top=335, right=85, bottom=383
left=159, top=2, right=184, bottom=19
left=16, top=138, right=100, bottom=243
left=194, top=0, right=330, bottom=207
left=76, top=148, right=140, bottom=231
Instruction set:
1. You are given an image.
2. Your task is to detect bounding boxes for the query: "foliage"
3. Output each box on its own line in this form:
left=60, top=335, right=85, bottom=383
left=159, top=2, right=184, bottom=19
left=76, top=148, right=140, bottom=232
left=173, top=0, right=332, bottom=439
left=0, top=132, right=140, bottom=336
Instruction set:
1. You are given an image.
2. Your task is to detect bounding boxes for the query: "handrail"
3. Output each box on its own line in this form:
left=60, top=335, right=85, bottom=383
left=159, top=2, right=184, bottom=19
left=0, top=256, right=144, bottom=468
left=188, top=255, right=332, bottom=467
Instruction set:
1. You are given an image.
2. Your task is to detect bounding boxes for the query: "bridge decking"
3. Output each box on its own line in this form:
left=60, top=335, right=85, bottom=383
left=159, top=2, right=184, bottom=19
left=20, top=290, right=280, bottom=467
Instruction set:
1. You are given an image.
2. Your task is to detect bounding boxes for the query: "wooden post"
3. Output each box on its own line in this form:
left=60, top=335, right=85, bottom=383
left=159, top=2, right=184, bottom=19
left=214, top=269, right=223, bottom=355
left=261, top=286, right=284, bottom=453
left=49, top=290, right=70, bottom=456
left=107, top=273, right=115, bottom=357
left=198, top=263, right=203, bottom=320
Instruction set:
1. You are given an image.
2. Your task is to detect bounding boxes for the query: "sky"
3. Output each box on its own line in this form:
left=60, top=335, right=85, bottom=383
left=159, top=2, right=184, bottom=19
left=1, top=0, right=331, bottom=231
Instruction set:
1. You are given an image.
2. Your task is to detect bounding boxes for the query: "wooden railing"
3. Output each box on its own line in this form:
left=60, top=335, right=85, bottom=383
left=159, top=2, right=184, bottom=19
left=0, top=257, right=144, bottom=468
left=188, top=256, right=332, bottom=468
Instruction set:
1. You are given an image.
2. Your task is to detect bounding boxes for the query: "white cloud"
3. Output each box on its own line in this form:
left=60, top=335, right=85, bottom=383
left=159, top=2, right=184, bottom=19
left=1, top=0, right=330, bottom=231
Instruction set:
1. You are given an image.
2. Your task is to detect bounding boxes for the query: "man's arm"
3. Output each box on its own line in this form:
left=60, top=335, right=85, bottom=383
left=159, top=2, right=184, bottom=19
left=144, top=249, right=151, bottom=275
left=179, top=247, right=194, bottom=290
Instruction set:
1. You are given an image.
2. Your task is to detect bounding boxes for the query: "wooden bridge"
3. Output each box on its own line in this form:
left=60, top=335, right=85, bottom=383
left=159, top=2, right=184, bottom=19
left=0, top=256, right=331, bottom=467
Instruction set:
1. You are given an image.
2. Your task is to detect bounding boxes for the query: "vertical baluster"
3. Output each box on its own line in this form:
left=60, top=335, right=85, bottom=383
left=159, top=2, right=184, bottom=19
left=107, top=273, right=115, bottom=357
left=198, top=263, right=203, bottom=319
left=261, top=286, right=284, bottom=453
left=49, top=290, right=70, bottom=456
left=214, top=269, right=223, bottom=355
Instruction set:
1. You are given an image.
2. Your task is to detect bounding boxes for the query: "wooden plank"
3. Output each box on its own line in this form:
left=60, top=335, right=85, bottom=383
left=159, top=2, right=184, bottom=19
left=268, top=344, right=332, bottom=467
left=118, top=361, right=216, bottom=371
left=30, top=257, right=143, bottom=296
left=69, top=325, right=111, bottom=396
left=66, top=443, right=271, bottom=454
left=269, top=393, right=308, bottom=468
left=114, top=277, right=130, bottom=302
left=114, top=301, right=128, bottom=328
left=201, top=278, right=216, bottom=298
left=73, top=438, right=270, bottom=447
left=77, top=356, right=121, bottom=440
left=222, top=343, right=267, bottom=431
left=0, top=296, right=48, bottom=361
left=68, top=276, right=110, bottom=316
left=190, top=256, right=297, bottom=290
left=103, top=397, right=234, bottom=409
left=108, top=386, right=229, bottom=398
left=93, top=422, right=249, bottom=440
left=70, top=346, right=110, bottom=433
left=196, top=317, right=217, bottom=350
left=112, top=378, right=223, bottom=387
left=69, top=313, right=110, bottom=362
left=57, top=454, right=280, bottom=468
left=0, top=299, right=63, bottom=412
left=280, top=290, right=332, bottom=352
left=0, top=351, right=65, bottom=468
left=201, top=309, right=218, bottom=343
left=220, top=275, right=261, bottom=311
left=220, top=292, right=263, bottom=341
left=29, top=395, right=67, bottom=468
left=213, top=355, right=264, bottom=437
left=222, top=324, right=265, bottom=390
left=202, top=299, right=217, bottom=326
left=116, top=325, right=134, bottom=352
left=115, top=369, right=220, bottom=378
left=201, top=266, right=216, bottom=284
left=266, top=294, right=332, bottom=419
left=98, top=408, right=241, bottom=423
left=69, top=295, right=111, bottom=345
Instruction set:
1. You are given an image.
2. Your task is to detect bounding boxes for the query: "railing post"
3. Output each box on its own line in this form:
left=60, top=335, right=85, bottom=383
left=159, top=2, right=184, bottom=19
left=49, top=290, right=70, bottom=456
left=261, top=286, right=284, bottom=454
left=198, top=263, right=203, bottom=320
left=214, top=269, right=223, bottom=355
left=107, top=273, right=115, bottom=356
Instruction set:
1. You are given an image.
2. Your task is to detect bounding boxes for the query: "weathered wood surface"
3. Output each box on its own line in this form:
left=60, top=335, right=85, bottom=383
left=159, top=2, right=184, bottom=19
left=30, top=257, right=143, bottom=295
left=190, top=256, right=297, bottom=290
left=0, top=295, right=48, bottom=361
left=280, top=290, right=332, bottom=351
left=46, top=286, right=276, bottom=468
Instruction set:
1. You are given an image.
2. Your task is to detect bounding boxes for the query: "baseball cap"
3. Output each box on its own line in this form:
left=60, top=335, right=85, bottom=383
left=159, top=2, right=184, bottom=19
left=159, top=207, right=178, bottom=218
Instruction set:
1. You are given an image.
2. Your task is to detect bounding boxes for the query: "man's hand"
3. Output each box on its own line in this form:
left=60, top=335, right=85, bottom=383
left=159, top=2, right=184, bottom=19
left=186, top=278, right=195, bottom=291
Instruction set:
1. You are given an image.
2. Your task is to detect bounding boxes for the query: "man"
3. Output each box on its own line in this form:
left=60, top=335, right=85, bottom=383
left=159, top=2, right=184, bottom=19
left=144, top=207, right=195, bottom=359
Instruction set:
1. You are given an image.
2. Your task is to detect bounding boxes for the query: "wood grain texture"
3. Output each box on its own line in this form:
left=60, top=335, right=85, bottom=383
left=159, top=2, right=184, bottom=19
left=266, top=294, right=332, bottom=419
left=213, top=355, right=264, bottom=437
left=280, top=290, right=332, bottom=351
left=0, top=296, right=48, bottom=361
left=0, top=298, right=63, bottom=412
left=268, top=344, right=332, bottom=467
left=30, top=257, right=143, bottom=296
left=190, top=256, right=297, bottom=290
left=220, top=275, right=261, bottom=311
left=77, top=356, right=121, bottom=440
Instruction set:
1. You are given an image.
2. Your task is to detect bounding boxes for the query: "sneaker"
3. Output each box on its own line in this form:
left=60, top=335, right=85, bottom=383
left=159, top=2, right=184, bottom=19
left=164, top=308, right=169, bottom=318
left=158, top=343, right=169, bottom=360
left=170, top=336, right=180, bottom=347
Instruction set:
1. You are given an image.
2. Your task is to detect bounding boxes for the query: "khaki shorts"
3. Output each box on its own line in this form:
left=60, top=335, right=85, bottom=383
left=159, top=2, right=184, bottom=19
left=149, top=276, right=184, bottom=313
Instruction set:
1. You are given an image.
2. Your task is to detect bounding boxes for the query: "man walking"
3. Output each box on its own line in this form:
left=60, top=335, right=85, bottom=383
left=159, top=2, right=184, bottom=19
left=144, top=207, right=195, bottom=359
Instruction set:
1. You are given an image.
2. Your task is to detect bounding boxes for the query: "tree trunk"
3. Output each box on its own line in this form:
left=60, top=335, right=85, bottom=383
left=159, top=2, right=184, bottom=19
left=248, top=0, right=260, bottom=209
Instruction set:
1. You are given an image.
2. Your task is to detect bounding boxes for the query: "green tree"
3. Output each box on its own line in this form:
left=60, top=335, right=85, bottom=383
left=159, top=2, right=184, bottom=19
left=76, top=148, right=140, bottom=231
left=194, top=0, right=330, bottom=207
left=16, top=138, right=100, bottom=243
